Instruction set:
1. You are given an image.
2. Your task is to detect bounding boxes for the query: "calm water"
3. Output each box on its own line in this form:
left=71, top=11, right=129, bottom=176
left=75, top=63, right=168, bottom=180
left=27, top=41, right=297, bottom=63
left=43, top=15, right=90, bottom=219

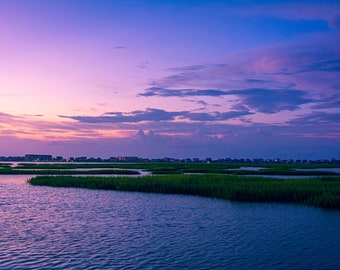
left=1, top=176, right=339, bottom=269
left=295, top=168, right=340, bottom=174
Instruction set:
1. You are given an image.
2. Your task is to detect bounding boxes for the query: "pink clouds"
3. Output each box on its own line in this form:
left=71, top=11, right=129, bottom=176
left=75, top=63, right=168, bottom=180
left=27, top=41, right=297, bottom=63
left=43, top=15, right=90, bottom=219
left=0, top=0, right=339, bottom=159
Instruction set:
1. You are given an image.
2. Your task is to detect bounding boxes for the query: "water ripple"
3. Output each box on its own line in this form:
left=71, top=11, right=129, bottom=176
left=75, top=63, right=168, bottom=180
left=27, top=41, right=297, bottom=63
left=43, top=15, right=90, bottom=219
left=0, top=179, right=340, bottom=269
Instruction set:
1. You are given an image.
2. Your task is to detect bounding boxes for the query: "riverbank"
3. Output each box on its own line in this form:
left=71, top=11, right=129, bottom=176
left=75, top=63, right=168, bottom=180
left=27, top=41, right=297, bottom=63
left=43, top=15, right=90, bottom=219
left=2, top=162, right=339, bottom=176
left=28, top=175, right=340, bottom=210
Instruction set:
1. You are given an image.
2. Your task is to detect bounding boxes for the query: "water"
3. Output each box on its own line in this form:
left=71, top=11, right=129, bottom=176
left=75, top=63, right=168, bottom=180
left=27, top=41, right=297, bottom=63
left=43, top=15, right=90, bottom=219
left=9, top=168, right=150, bottom=177
left=228, top=166, right=267, bottom=171
left=1, top=176, right=339, bottom=269
left=295, top=168, right=340, bottom=174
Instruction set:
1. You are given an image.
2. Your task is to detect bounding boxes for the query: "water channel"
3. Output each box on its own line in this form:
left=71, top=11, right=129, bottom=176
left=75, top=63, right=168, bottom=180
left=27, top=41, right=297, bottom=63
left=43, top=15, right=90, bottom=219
left=0, top=175, right=339, bottom=269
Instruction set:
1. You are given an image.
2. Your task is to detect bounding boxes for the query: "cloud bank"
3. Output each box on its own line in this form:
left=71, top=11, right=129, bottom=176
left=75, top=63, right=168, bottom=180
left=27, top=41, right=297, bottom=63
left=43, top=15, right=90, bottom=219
left=1, top=0, right=339, bottom=159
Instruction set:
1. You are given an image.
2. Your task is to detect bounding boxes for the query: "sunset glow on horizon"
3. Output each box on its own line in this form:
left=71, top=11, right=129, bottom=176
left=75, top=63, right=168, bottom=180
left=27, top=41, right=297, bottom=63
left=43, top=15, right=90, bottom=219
left=0, top=0, right=339, bottom=159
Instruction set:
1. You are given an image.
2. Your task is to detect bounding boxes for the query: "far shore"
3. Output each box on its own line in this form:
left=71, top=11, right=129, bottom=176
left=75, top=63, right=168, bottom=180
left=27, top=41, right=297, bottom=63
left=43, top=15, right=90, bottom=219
left=1, top=162, right=339, bottom=176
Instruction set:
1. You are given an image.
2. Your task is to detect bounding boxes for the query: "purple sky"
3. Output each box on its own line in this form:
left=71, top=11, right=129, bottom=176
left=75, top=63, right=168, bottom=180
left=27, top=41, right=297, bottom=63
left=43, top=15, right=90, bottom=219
left=0, top=0, right=339, bottom=159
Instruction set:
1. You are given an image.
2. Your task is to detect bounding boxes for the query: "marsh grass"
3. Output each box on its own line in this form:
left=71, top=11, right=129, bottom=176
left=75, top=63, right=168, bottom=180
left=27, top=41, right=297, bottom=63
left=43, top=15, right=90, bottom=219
left=28, top=174, right=340, bottom=210
left=16, top=162, right=238, bottom=174
left=14, top=162, right=339, bottom=175
left=0, top=163, right=12, bottom=167
left=228, top=168, right=337, bottom=176
left=16, top=163, right=121, bottom=169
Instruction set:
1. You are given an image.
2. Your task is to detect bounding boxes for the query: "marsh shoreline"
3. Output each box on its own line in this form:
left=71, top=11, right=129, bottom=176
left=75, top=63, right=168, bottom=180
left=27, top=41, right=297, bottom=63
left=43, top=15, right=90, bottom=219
left=28, top=174, right=340, bottom=210
left=2, top=162, right=339, bottom=209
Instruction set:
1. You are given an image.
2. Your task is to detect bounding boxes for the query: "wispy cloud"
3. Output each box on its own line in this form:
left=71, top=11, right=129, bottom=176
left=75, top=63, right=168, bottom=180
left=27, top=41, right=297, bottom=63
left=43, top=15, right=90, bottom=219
left=59, top=108, right=183, bottom=123
left=311, top=94, right=340, bottom=109
left=1, top=108, right=338, bottom=159
left=139, top=87, right=227, bottom=97
left=59, top=108, right=252, bottom=124
left=288, top=112, right=340, bottom=126
left=233, top=89, right=313, bottom=114
left=0, top=111, right=101, bottom=140
left=130, top=28, right=339, bottom=152
left=142, top=41, right=339, bottom=108
left=138, top=61, right=150, bottom=69
left=298, top=59, right=340, bottom=73
left=140, top=87, right=312, bottom=114
left=167, top=64, right=228, bottom=73
left=112, top=46, right=127, bottom=50
left=139, top=32, right=339, bottom=117
left=1, top=0, right=339, bottom=159
left=184, top=99, right=208, bottom=107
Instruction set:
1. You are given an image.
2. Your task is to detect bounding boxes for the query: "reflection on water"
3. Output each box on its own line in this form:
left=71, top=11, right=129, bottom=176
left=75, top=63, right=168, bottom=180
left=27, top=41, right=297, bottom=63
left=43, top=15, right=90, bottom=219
left=0, top=175, right=31, bottom=184
left=228, top=166, right=267, bottom=171
left=0, top=176, right=339, bottom=269
left=11, top=169, right=150, bottom=178
left=295, top=168, right=340, bottom=174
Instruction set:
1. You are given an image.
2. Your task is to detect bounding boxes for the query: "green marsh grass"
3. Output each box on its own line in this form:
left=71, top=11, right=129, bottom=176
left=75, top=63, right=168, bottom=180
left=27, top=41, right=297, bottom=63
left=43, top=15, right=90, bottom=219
left=227, top=168, right=337, bottom=176
left=16, top=162, right=238, bottom=174
left=28, top=174, right=340, bottom=210
left=15, top=162, right=339, bottom=176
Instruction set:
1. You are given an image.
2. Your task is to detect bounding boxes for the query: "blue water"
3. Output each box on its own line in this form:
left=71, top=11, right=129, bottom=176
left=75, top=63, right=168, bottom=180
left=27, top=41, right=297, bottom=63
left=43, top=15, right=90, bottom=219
left=0, top=176, right=339, bottom=269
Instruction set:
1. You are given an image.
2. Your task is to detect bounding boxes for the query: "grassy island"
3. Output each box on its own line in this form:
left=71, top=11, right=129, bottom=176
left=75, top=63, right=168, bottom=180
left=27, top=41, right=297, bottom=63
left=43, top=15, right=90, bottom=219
left=2, top=162, right=339, bottom=176
left=28, top=174, right=340, bottom=210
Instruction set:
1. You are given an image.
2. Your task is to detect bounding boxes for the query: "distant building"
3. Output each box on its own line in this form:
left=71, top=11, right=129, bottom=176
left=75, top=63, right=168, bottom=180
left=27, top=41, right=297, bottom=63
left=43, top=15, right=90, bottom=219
left=25, top=154, right=53, bottom=162
left=75, top=156, right=87, bottom=162
left=117, top=156, right=139, bottom=162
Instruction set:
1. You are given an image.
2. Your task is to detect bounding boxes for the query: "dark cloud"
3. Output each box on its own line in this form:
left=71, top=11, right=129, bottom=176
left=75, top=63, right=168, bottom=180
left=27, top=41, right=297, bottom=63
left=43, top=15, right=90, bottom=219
left=59, top=107, right=252, bottom=124
left=151, top=63, right=233, bottom=89
left=184, top=99, right=208, bottom=106
left=2, top=109, right=339, bottom=159
left=1, top=124, right=338, bottom=159
left=245, top=78, right=272, bottom=84
left=168, top=64, right=207, bottom=72
left=287, top=112, right=340, bottom=126
left=168, top=64, right=228, bottom=72
left=147, top=33, right=340, bottom=96
left=187, top=111, right=253, bottom=121
left=300, top=59, right=340, bottom=73
left=232, top=88, right=313, bottom=114
left=139, top=87, right=227, bottom=97
left=59, top=108, right=184, bottom=123
left=139, top=87, right=312, bottom=113
left=311, top=94, right=340, bottom=109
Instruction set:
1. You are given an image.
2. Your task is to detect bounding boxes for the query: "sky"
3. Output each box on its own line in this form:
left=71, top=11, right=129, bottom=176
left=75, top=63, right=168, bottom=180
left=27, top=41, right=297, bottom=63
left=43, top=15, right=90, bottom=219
left=0, top=0, right=339, bottom=159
